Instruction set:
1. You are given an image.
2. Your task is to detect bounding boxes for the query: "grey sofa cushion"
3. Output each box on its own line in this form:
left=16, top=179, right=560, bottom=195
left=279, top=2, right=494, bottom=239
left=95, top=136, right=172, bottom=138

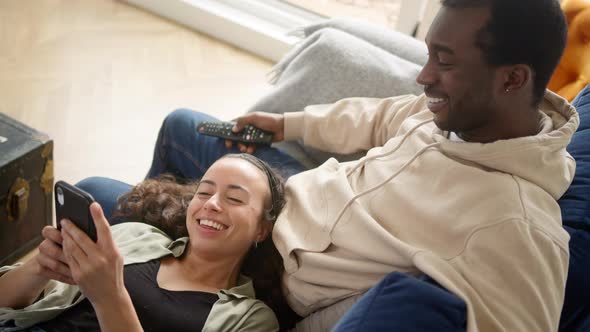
left=297, top=17, right=428, bottom=66
left=247, top=19, right=427, bottom=166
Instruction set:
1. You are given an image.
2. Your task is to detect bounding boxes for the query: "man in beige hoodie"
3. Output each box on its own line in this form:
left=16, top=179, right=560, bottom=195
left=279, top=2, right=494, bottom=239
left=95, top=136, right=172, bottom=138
left=142, top=0, right=576, bottom=331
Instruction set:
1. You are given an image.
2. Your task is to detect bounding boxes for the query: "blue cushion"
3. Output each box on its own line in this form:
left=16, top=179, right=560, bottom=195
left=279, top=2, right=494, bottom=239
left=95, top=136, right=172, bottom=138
left=560, top=225, right=590, bottom=332
left=559, top=84, right=590, bottom=231
left=332, top=273, right=466, bottom=332
left=558, top=84, right=590, bottom=332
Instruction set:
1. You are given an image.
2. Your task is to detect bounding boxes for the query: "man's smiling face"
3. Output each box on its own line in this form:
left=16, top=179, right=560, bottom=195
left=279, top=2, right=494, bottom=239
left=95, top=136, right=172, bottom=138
left=416, top=5, right=503, bottom=137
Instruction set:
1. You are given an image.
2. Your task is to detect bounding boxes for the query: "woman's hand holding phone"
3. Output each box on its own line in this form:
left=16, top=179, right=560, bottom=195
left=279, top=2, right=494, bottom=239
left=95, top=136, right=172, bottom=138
left=34, top=226, right=75, bottom=284
left=30, top=180, right=99, bottom=286
left=60, top=202, right=127, bottom=306
left=61, top=203, right=143, bottom=332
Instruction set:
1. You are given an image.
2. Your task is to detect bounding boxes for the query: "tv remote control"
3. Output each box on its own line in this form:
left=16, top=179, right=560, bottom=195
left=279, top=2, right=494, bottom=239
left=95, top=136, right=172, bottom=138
left=197, top=121, right=274, bottom=145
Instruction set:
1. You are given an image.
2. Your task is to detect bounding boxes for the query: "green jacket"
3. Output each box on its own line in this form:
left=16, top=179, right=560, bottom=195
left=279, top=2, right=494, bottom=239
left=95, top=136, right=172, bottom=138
left=0, top=222, right=279, bottom=331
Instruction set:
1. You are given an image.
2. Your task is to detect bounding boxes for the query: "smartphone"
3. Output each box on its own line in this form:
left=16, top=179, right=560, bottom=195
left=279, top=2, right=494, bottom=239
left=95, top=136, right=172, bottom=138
left=54, top=180, right=97, bottom=242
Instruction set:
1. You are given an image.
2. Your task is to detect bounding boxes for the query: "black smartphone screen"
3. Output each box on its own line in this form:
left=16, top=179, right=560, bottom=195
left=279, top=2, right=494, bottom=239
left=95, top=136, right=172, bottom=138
left=54, top=181, right=97, bottom=242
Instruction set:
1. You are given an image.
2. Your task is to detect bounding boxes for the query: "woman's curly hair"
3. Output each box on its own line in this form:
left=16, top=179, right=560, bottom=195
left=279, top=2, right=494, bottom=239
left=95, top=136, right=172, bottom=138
left=112, top=154, right=299, bottom=330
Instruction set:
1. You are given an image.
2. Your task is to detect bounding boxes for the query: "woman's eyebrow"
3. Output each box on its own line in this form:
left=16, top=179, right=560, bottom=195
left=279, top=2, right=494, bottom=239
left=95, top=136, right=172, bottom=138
left=227, top=184, right=249, bottom=194
left=200, top=180, right=249, bottom=194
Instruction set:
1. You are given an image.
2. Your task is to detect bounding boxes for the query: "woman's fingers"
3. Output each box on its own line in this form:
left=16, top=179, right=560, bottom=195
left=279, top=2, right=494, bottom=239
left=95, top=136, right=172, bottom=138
left=59, top=206, right=125, bottom=305
left=89, top=203, right=115, bottom=248
left=38, top=236, right=67, bottom=264
left=38, top=265, right=75, bottom=285
left=60, top=219, right=94, bottom=257
left=36, top=254, right=71, bottom=279
left=36, top=245, right=69, bottom=273
left=61, top=228, right=83, bottom=272
left=36, top=227, right=75, bottom=283
left=41, top=225, right=63, bottom=246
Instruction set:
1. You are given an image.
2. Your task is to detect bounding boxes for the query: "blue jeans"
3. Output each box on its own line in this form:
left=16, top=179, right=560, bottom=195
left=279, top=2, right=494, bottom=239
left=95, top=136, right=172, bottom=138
left=77, top=109, right=307, bottom=224
left=146, top=109, right=307, bottom=180
left=76, top=177, right=132, bottom=225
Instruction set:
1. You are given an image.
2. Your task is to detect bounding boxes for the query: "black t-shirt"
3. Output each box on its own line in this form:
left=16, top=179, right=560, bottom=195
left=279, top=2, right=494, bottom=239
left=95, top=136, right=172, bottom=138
left=36, top=260, right=219, bottom=332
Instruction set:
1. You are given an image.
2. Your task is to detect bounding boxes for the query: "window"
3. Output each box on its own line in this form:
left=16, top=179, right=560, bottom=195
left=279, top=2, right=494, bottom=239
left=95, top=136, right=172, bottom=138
left=283, top=0, right=402, bottom=31
left=124, top=0, right=431, bottom=61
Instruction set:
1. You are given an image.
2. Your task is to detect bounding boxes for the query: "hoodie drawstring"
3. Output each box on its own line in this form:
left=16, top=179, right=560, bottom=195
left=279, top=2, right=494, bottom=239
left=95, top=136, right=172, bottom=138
left=346, top=119, right=435, bottom=177
left=332, top=119, right=440, bottom=231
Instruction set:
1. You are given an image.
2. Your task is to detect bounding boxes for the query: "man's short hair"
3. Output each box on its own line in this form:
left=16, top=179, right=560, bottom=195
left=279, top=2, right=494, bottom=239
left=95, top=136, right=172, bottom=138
left=441, top=0, right=567, bottom=106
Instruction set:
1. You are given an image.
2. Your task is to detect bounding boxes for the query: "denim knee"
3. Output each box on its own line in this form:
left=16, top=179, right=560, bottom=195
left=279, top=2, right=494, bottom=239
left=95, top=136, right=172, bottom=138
left=157, top=109, right=207, bottom=146
left=75, top=177, right=133, bottom=223
left=162, top=109, right=202, bottom=133
left=75, top=176, right=112, bottom=192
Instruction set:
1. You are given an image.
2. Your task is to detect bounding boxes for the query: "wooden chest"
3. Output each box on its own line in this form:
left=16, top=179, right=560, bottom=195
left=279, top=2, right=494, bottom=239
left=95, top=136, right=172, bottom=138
left=0, top=113, right=53, bottom=266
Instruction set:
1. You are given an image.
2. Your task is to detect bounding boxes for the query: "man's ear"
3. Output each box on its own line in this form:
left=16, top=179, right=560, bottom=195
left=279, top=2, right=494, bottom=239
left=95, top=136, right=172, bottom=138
left=501, top=64, right=532, bottom=93
left=256, top=219, right=273, bottom=243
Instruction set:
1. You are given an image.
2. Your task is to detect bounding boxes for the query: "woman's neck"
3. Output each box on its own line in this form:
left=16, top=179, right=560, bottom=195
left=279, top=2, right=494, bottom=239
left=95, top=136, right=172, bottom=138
left=159, top=245, right=243, bottom=293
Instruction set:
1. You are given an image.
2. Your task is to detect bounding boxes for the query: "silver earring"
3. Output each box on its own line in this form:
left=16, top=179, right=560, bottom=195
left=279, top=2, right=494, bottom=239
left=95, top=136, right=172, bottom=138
left=505, top=88, right=510, bottom=93
left=254, top=242, right=258, bottom=249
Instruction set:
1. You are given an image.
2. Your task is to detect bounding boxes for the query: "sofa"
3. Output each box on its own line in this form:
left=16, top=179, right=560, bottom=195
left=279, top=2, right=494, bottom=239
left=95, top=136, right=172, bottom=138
left=246, top=18, right=590, bottom=332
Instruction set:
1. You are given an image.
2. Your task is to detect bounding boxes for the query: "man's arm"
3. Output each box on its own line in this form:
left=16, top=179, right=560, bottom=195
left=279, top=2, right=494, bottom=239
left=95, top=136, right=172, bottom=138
left=284, top=95, right=424, bottom=154
left=228, top=94, right=424, bottom=154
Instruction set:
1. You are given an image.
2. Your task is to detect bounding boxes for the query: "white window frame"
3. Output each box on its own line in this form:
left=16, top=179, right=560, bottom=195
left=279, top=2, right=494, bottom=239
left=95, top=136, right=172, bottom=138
left=123, top=0, right=323, bottom=62
left=123, top=0, right=433, bottom=62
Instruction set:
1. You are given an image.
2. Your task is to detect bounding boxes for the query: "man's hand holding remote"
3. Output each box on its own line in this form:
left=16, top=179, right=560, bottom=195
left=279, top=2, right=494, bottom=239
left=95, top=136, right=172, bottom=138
left=226, top=112, right=285, bottom=154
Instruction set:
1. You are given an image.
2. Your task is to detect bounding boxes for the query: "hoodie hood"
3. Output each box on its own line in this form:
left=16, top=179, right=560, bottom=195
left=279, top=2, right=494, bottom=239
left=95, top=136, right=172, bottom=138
left=432, top=90, right=579, bottom=199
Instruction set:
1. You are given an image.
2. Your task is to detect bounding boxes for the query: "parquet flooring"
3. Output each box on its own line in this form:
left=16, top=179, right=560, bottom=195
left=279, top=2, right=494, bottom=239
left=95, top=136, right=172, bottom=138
left=0, top=0, right=273, bottom=187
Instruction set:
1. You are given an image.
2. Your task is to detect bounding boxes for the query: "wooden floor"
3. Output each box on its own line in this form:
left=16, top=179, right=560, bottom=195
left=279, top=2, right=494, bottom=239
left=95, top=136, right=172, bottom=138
left=0, top=0, right=274, bottom=189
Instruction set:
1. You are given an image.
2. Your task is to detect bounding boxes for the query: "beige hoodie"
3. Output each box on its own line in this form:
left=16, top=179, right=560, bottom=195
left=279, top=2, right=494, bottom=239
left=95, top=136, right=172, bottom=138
left=274, top=91, right=579, bottom=332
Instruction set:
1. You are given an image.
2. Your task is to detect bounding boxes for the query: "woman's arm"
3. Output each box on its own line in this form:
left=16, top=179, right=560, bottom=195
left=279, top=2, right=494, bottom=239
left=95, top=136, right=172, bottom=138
left=0, top=259, right=48, bottom=309
left=0, top=226, right=74, bottom=309
left=92, top=288, right=142, bottom=332
left=60, top=202, right=143, bottom=332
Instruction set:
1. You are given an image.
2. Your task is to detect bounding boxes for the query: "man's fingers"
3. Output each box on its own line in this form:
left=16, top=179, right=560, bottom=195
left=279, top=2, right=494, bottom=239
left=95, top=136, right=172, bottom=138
left=232, top=123, right=243, bottom=132
left=227, top=140, right=256, bottom=153
left=232, top=117, right=248, bottom=132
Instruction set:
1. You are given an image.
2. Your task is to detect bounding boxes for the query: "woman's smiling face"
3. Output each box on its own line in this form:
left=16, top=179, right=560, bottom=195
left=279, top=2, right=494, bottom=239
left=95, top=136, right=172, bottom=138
left=185, top=157, right=272, bottom=260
